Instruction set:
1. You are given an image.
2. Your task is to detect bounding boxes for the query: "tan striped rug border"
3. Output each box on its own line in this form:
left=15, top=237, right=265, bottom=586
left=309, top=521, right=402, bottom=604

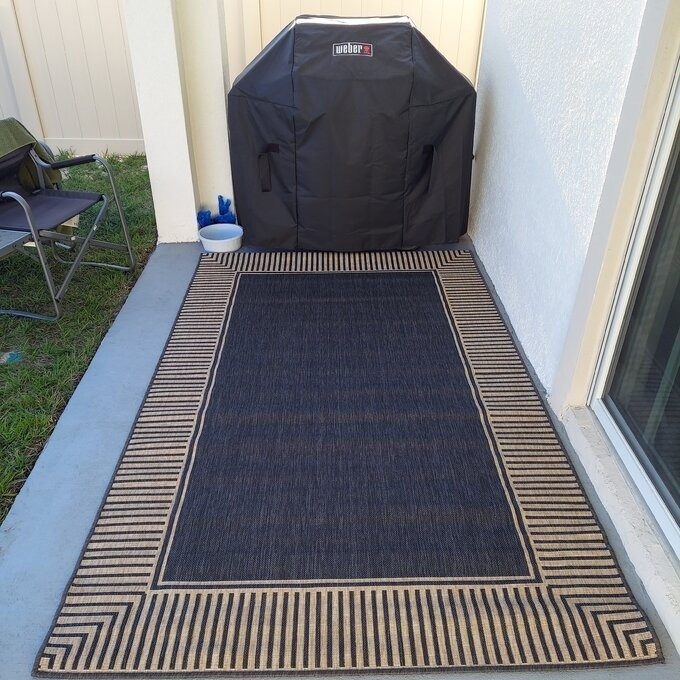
left=36, top=250, right=661, bottom=674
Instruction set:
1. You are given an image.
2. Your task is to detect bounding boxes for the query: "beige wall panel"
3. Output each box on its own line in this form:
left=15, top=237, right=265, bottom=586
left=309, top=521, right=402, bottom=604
left=258, top=0, right=484, bottom=82
left=95, top=0, right=143, bottom=143
left=27, top=0, right=85, bottom=139
left=11, top=0, right=142, bottom=154
left=280, top=0, right=301, bottom=23
left=177, top=0, right=232, bottom=212
left=361, top=0, right=383, bottom=16
left=0, top=48, right=16, bottom=119
left=76, top=0, right=119, bottom=138
left=224, top=0, right=246, bottom=86
left=379, top=1, right=402, bottom=16
left=419, top=0, right=443, bottom=47
left=341, top=0, right=362, bottom=15
left=320, top=0, right=342, bottom=15
left=57, top=0, right=101, bottom=139
left=457, top=0, right=485, bottom=84
left=260, top=0, right=283, bottom=45
left=300, top=0, right=323, bottom=15
left=0, top=0, right=42, bottom=130
left=241, top=0, right=262, bottom=64
left=13, top=0, right=64, bottom=138
left=439, top=0, right=464, bottom=68
left=401, top=0, right=423, bottom=26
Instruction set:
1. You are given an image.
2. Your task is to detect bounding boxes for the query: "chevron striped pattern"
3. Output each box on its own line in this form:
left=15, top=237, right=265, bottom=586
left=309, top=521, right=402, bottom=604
left=36, top=250, right=661, bottom=674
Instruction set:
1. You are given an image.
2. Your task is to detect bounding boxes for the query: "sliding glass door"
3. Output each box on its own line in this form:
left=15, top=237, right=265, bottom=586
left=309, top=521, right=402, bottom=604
left=605, top=129, right=680, bottom=522
left=590, top=61, right=680, bottom=556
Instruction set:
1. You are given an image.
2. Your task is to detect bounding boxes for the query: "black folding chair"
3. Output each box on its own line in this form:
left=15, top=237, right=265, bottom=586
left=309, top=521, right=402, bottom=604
left=0, top=137, right=136, bottom=320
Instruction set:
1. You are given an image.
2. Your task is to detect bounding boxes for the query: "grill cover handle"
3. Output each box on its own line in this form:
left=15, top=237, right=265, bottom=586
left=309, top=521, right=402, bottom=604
left=258, top=144, right=279, bottom=192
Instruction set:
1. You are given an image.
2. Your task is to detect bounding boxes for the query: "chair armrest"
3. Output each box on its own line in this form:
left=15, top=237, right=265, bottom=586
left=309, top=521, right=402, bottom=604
left=49, top=155, right=97, bottom=170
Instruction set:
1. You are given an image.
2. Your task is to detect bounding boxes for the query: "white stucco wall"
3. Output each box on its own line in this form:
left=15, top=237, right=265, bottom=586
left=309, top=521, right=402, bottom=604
left=469, top=0, right=647, bottom=394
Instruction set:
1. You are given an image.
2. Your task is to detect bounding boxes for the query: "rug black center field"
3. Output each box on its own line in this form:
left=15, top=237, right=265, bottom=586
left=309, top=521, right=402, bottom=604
left=37, top=251, right=661, bottom=674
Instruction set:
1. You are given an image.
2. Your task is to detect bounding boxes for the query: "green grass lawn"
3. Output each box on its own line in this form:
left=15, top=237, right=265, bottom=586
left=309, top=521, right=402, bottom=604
left=0, top=153, right=157, bottom=523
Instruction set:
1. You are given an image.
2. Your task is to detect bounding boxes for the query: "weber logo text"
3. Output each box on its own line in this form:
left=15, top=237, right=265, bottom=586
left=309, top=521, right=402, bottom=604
left=332, top=42, right=373, bottom=57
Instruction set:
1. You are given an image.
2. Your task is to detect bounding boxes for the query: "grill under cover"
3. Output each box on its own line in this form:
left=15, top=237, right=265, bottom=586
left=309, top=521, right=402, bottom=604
left=227, top=16, right=476, bottom=251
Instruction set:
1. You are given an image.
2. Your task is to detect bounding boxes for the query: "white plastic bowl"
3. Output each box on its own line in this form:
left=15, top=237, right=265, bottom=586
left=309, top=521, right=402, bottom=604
left=198, top=224, right=243, bottom=252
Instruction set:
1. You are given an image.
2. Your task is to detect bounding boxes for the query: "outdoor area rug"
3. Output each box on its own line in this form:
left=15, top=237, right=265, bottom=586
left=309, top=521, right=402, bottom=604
left=36, top=250, right=662, bottom=674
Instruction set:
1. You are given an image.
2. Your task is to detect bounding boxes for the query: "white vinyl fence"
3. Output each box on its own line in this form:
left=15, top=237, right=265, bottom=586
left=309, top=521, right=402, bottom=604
left=0, top=0, right=143, bottom=154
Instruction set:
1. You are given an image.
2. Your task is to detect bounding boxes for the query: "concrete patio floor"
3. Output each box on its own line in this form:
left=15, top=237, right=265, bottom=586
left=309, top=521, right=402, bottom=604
left=0, top=242, right=678, bottom=679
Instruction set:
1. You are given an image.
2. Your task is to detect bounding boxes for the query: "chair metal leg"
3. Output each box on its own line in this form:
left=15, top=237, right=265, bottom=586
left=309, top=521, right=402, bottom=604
left=53, top=197, right=110, bottom=301
left=45, top=157, right=137, bottom=273
left=0, top=297, right=61, bottom=321
left=95, top=155, right=137, bottom=271
left=0, top=192, right=62, bottom=320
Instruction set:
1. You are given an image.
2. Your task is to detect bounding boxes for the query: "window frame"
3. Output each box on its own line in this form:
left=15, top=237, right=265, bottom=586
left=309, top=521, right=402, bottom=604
left=589, top=57, right=680, bottom=558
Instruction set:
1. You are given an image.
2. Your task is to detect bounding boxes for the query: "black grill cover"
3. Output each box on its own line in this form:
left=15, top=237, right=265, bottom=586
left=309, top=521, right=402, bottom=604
left=227, top=16, right=476, bottom=251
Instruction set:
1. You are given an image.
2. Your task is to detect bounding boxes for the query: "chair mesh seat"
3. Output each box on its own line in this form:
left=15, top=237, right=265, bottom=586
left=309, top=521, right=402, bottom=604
left=0, top=189, right=102, bottom=232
